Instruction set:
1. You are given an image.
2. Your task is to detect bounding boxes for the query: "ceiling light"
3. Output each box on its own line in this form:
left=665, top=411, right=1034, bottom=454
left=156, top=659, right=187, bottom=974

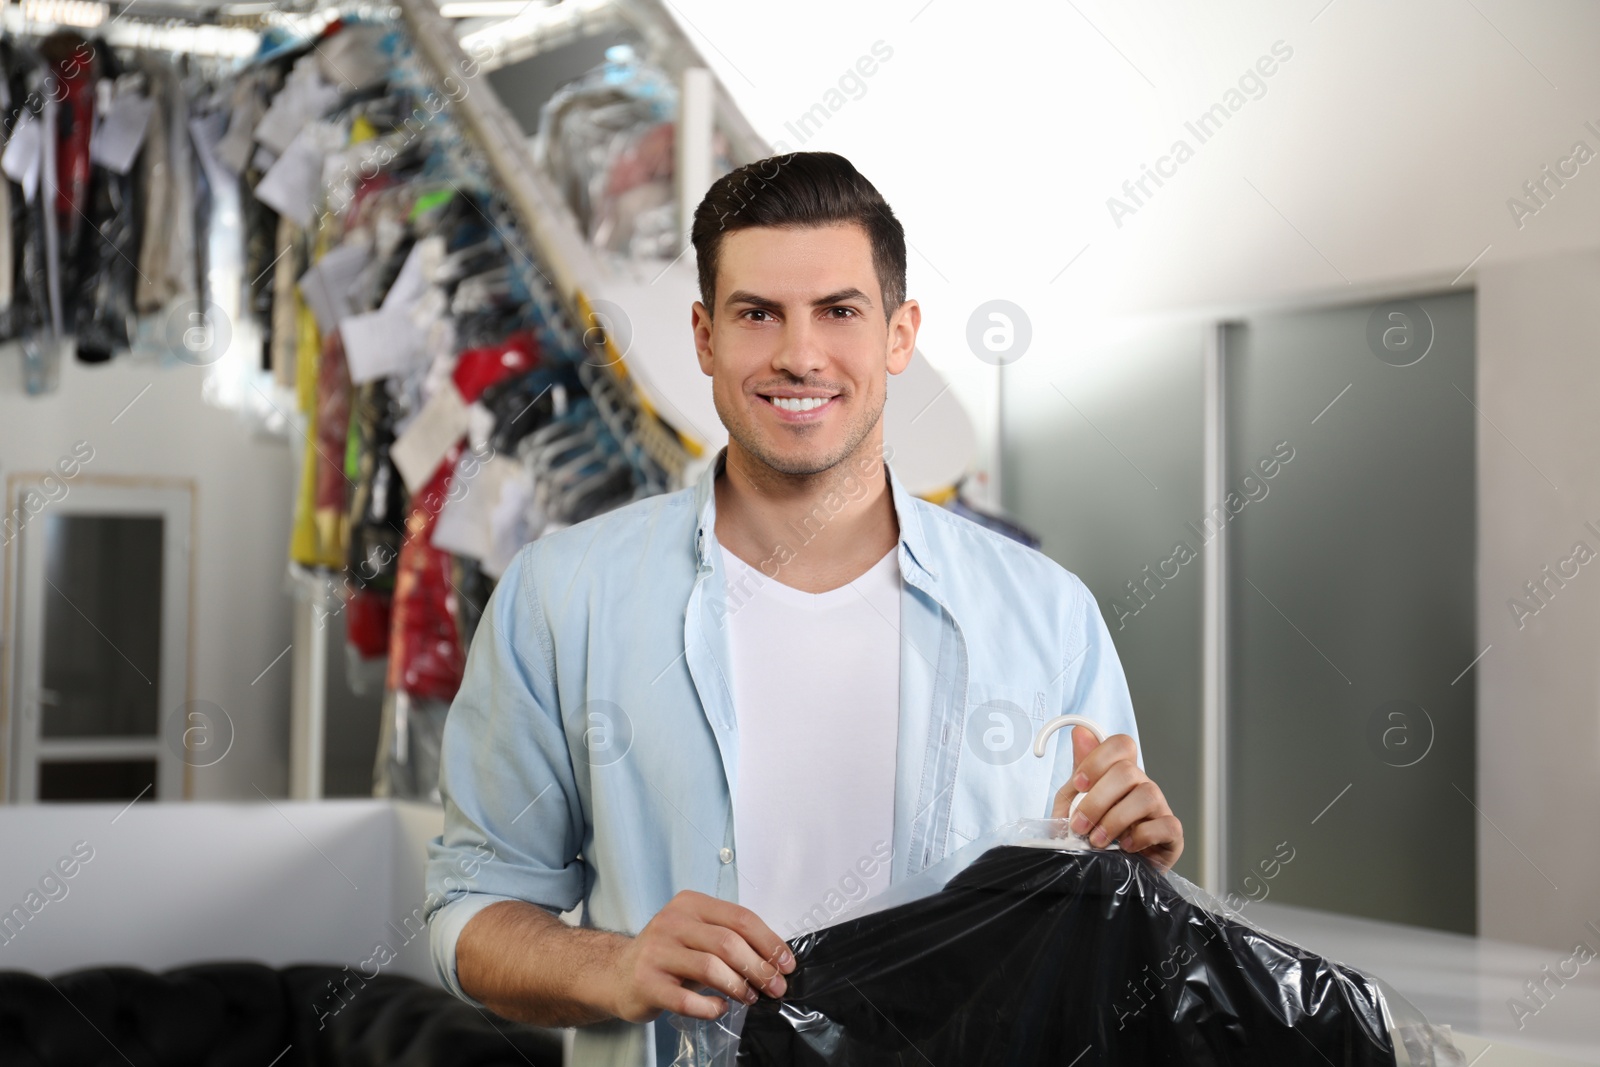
left=438, top=0, right=538, bottom=17
left=19, top=0, right=107, bottom=27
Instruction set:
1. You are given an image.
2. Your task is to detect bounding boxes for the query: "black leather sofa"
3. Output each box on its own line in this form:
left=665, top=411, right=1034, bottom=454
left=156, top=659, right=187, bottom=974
left=0, top=961, right=565, bottom=1066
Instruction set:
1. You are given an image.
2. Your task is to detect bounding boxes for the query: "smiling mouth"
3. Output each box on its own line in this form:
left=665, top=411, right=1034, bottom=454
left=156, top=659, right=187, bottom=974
left=761, top=394, right=838, bottom=413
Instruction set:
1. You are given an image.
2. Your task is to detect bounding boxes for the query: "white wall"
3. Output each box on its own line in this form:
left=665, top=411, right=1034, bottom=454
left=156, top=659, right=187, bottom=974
left=1475, top=250, right=1600, bottom=952
left=0, top=798, right=442, bottom=984
left=0, top=347, right=296, bottom=800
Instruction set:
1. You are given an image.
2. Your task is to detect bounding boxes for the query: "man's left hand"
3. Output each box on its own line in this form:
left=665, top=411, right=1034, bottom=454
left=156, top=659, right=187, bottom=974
left=1050, top=726, right=1184, bottom=872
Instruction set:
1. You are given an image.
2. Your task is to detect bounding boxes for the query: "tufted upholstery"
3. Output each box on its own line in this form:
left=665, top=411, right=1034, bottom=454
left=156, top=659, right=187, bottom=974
left=0, top=961, right=565, bottom=1067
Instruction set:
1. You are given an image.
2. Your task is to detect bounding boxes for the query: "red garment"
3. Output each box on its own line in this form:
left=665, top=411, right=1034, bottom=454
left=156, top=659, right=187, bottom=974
left=384, top=331, right=538, bottom=701
left=386, top=444, right=465, bottom=701
left=46, top=36, right=96, bottom=241
left=345, top=588, right=392, bottom=660
left=451, top=330, right=539, bottom=403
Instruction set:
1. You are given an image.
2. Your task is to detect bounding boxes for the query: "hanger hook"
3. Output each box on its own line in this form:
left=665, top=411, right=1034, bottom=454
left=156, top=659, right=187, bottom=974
left=1032, top=714, right=1106, bottom=759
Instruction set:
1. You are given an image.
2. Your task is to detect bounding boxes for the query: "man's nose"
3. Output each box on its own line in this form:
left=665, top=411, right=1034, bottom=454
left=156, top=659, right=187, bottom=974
left=771, top=315, right=829, bottom=379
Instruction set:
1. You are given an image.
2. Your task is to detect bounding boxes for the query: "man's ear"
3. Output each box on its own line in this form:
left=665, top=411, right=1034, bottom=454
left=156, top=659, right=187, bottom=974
left=887, top=298, right=920, bottom=375
left=692, top=301, right=715, bottom=376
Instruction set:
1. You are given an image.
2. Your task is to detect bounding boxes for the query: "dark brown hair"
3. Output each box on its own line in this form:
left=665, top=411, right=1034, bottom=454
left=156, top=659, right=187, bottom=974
left=691, top=151, right=907, bottom=322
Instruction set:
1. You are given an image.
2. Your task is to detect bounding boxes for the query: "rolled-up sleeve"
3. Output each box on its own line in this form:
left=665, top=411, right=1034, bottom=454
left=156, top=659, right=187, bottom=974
left=1041, top=571, right=1145, bottom=812
left=425, top=542, right=587, bottom=1004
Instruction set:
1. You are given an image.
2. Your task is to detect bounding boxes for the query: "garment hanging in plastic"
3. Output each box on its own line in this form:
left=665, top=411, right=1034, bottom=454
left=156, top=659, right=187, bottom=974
left=672, top=820, right=1465, bottom=1067
left=71, top=59, right=143, bottom=364
left=533, top=44, right=733, bottom=260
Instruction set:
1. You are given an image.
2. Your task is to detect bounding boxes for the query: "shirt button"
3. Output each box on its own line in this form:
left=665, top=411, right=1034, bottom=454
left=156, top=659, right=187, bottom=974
left=719, top=847, right=734, bottom=864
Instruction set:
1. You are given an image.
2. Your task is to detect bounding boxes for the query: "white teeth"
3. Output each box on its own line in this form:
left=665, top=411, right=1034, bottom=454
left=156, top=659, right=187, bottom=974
left=770, top=396, right=829, bottom=412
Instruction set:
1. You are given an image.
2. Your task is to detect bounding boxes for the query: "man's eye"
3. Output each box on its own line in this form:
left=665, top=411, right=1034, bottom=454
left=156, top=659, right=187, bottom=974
left=828, top=307, right=857, bottom=319
left=744, top=309, right=772, bottom=322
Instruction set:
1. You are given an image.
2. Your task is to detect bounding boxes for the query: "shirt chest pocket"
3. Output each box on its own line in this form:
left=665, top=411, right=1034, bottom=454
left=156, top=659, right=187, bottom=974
left=949, top=679, right=1054, bottom=846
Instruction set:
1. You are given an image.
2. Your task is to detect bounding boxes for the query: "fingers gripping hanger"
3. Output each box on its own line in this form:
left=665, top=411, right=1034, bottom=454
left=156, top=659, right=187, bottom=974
left=1025, top=715, right=1123, bottom=852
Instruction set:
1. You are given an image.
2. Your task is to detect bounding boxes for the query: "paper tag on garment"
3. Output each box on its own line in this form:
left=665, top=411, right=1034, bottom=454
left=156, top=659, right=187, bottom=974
left=255, top=122, right=340, bottom=229
left=432, top=453, right=519, bottom=562
left=297, top=240, right=371, bottom=336
left=392, top=385, right=472, bottom=494
left=2, top=110, right=42, bottom=203
left=380, top=235, right=443, bottom=313
left=90, top=92, right=155, bottom=175
left=253, top=55, right=342, bottom=155
left=341, top=307, right=427, bottom=385
left=410, top=284, right=449, bottom=329
left=484, top=465, right=536, bottom=579
left=466, top=401, right=497, bottom=455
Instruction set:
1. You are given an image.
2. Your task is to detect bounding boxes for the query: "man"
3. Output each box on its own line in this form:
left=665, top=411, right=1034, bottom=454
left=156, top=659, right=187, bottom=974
left=425, top=151, right=1183, bottom=1065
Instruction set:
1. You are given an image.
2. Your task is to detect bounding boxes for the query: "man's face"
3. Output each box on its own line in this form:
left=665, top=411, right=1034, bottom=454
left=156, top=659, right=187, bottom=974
left=693, top=223, right=917, bottom=477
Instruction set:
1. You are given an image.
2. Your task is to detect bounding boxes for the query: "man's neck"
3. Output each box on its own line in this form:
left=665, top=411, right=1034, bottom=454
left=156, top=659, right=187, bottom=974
left=714, top=440, right=900, bottom=594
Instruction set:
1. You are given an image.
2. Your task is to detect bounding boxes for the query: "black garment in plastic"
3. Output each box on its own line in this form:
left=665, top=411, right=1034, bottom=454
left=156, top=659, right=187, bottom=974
left=1, top=45, right=53, bottom=358
left=733, top=845, right=1398, bottom=1066
left=72, top=60, right=144, bottom=364
left=0, top=40, right=40, bottom=343
left=346, top=379, right=409, bottom=593
left=476, top=362, right=583, bottom=454
left=70, top=159, right=141, bottom=362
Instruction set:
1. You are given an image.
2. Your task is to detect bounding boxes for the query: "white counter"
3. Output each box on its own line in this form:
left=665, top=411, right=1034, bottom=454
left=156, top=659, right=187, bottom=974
left=1250, top=899, right=1600, bottom=1065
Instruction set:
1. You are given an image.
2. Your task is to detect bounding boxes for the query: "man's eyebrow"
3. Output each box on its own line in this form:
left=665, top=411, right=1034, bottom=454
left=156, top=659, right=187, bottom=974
left=812, top=287, right=873, bottom=309
left=722, top=288, right=876, bottom=311
left=723, top=290, right=783, bottom=312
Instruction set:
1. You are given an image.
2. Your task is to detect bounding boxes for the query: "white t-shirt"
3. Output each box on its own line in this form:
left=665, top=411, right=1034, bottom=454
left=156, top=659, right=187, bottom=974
left=718, top=542, right=902, bottom=940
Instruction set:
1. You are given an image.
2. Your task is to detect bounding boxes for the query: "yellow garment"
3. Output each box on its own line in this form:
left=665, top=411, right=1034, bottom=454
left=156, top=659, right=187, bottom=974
left=289, top=306, right=339, bottom=567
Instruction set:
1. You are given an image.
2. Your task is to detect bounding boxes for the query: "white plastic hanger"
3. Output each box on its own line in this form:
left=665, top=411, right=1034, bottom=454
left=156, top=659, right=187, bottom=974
left=1022, top=715, right=1122, bottom=851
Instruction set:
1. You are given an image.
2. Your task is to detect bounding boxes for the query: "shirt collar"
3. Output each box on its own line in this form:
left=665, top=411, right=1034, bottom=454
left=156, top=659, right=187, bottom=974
left=692, top=445, right=938, bottom=583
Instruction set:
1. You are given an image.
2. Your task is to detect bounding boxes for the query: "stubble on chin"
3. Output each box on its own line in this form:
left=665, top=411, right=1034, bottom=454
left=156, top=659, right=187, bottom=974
left=716, top=387, right=885, bottom=479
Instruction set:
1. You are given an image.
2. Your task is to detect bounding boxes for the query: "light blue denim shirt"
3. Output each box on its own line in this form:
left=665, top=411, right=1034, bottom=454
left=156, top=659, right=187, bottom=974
left=425, top=446, right=1142, bottom=1066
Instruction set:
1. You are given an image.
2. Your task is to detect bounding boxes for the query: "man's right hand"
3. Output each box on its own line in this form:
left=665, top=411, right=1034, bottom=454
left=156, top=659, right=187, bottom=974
left=604, top=890, right=796, bottom=1022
